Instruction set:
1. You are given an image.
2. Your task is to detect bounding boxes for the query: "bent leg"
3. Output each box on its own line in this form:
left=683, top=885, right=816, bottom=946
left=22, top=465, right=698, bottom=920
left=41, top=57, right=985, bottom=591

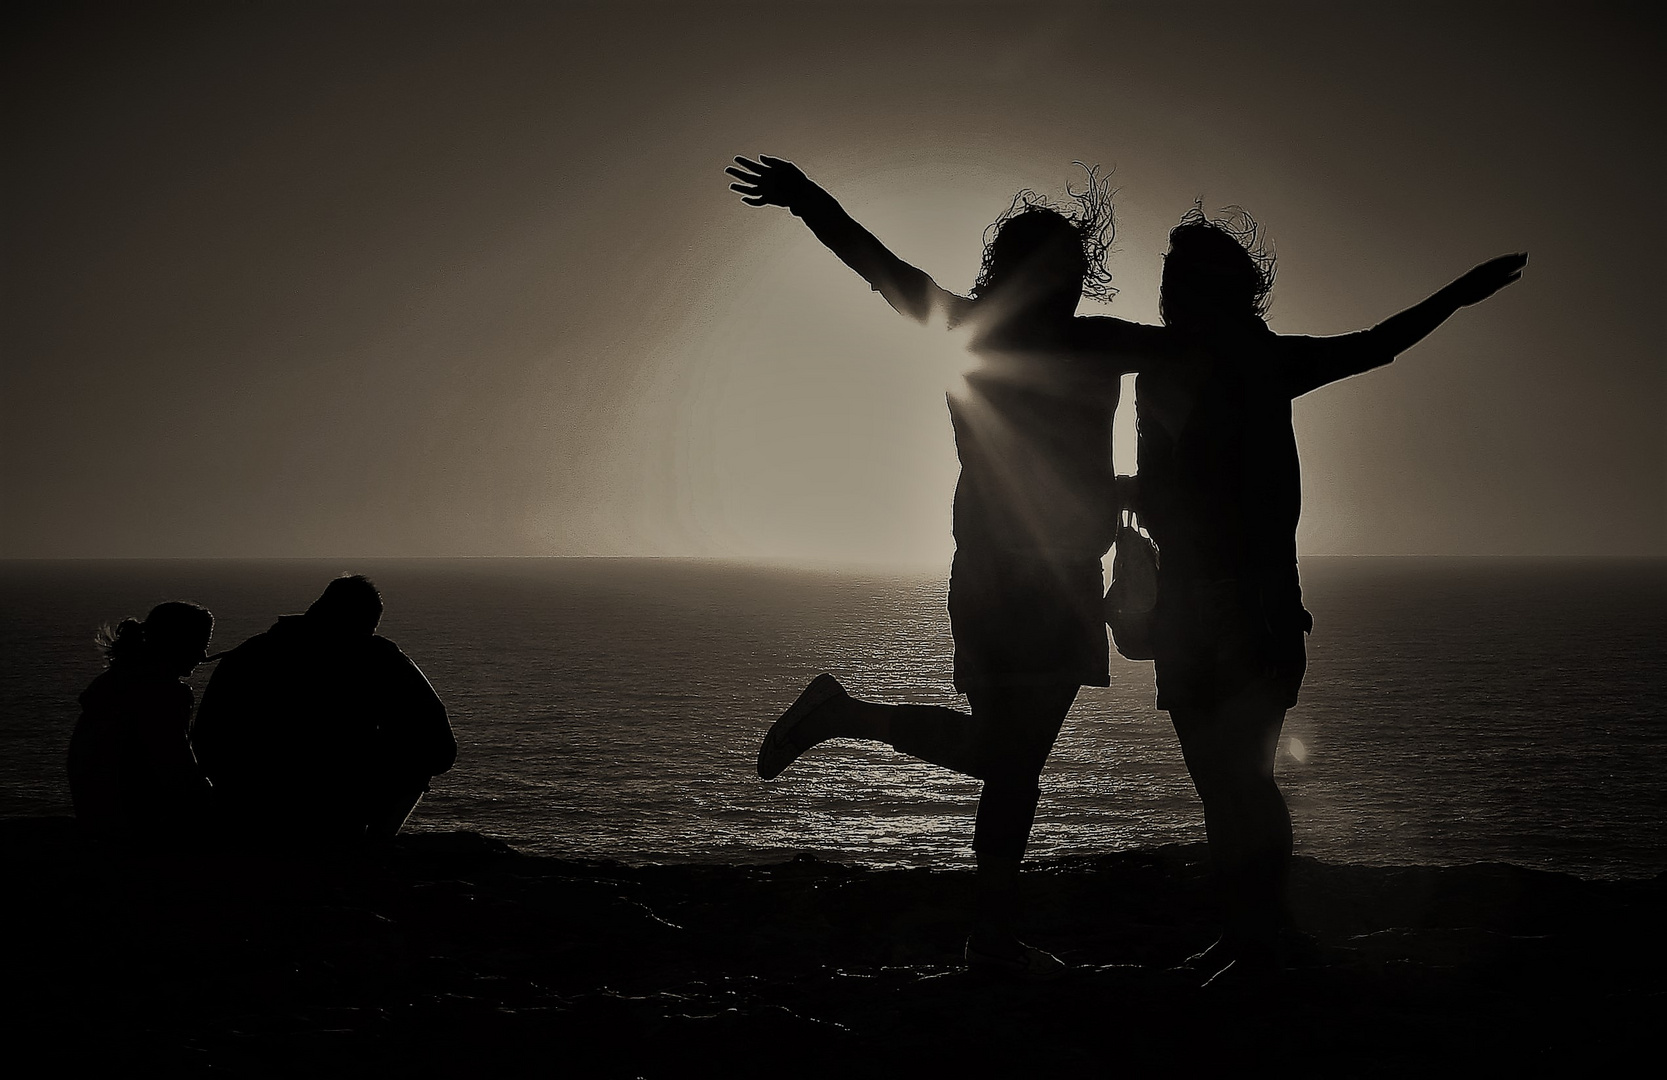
left=878, top=700, right=985, bottom=776
left=817, top=693, right=986, bottom=775
left=764, top=674, right=987, bottom=778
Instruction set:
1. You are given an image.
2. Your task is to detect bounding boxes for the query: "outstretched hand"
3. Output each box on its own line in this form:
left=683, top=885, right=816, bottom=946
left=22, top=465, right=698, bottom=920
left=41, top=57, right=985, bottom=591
left=1447, top=253, right=1528, bottom=306
left=727, top=155, right=813, bottom=209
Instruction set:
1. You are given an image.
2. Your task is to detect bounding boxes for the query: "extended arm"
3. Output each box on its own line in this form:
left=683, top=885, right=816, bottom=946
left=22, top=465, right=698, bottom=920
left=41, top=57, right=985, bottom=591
left=1073, top=315, right=1172, bottom=376
left=1371, top=252, right=1528, bottom=355
left=728, top=155, right=969, bottom=326
left=1285, top=252, right=1528, bottom=396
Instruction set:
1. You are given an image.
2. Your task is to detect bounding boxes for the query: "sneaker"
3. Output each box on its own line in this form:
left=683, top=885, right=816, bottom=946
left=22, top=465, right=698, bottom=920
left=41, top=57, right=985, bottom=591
left=757, top=673, right=846, bottom=780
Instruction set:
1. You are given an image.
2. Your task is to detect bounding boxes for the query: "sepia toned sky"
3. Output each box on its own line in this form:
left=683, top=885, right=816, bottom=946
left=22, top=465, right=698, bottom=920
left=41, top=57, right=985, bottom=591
left=3, top=1, right=1662, bottom=562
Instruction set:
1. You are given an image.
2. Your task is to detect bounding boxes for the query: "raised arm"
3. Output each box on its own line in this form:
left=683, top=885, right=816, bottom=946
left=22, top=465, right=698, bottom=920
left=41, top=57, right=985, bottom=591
left=1371, top=252, right=1528, bottom=355
left=1283, top=252, right=1528, bottom=397
left=727, top=155, right=970, bottom=326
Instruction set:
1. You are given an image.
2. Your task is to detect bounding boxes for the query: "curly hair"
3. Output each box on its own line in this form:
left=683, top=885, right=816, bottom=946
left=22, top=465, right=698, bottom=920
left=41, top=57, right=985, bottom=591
left=971, top=162, right=1118, bottom=304
left=1160, top=203, right=1277, bottom=325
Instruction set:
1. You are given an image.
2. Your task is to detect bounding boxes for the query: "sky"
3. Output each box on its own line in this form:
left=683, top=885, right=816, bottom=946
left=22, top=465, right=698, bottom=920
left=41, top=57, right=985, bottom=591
left=3, top=0, right=1662, bottom=563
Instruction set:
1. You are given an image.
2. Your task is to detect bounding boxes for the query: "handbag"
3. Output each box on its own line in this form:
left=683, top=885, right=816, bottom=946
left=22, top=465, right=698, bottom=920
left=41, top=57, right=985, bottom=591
left=1105, top=505, right=1159, bottom=661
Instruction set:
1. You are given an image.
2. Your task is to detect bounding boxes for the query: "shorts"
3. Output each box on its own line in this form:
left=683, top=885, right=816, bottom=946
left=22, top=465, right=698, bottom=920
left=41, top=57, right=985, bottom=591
left=1153, top=575, right=1310, bottom=712
left=948, top=548, right=1109, bottom=692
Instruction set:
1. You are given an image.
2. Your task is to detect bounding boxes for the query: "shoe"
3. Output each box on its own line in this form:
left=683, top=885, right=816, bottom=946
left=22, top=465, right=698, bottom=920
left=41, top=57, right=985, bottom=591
left=757, top=673, right=846, bottom=780
left=964, top=938, right=1071, bottom=983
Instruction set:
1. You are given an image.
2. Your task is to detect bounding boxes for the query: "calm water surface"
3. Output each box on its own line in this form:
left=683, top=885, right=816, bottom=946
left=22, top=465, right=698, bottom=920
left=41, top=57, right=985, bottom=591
left=2, top=558, right=1663, bottom=878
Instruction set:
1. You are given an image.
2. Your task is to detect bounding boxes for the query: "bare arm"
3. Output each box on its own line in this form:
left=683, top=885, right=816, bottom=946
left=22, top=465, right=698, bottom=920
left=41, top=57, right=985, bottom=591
left=1371, top=252, right=1528, bottom=355
left=728, top=155, right=970, bottom=326
left=1073, top=315, right=1172, bottom=375
left=1285, top=252, right=1528, bottom=396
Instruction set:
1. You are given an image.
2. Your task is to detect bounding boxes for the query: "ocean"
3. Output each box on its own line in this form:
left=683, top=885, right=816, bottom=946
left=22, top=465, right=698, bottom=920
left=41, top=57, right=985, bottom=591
left=2, top=557, right=1663, bottom=878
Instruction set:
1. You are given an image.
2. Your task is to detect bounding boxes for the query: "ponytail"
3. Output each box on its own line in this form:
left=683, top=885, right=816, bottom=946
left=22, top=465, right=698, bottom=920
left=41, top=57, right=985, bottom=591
left=95, top=618, right=146, bottom=666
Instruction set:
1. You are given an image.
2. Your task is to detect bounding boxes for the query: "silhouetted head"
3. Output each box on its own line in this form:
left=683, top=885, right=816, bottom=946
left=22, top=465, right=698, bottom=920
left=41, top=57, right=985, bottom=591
left=305, top=574, right=383, bottom=638
left=971, top=164, right=1117, bottom=324
left=97, top=601, right=214, bottom=678
left=1159, top=205, right=1276, bottom=334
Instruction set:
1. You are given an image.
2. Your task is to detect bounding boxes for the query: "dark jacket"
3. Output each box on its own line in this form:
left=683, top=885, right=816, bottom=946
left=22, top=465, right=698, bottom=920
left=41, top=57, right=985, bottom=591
left=193, top=615, right=455, bottom=840
left=68, top=666, right=209, bottom=838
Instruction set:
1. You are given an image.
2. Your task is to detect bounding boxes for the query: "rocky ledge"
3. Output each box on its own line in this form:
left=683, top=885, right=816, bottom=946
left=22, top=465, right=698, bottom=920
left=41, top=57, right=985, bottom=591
left=8, top=816, right=1660, bottom=1075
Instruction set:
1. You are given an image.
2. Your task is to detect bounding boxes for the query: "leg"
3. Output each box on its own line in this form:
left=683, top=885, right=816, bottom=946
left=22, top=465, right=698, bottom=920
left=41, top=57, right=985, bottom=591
left=759, top=673, right=986, bottom=779
left=965, top=683, right=1078, bottom=957
left=1171, top=679, right=1292, bottom=964
left=764, top=675, right=1079, bottom=976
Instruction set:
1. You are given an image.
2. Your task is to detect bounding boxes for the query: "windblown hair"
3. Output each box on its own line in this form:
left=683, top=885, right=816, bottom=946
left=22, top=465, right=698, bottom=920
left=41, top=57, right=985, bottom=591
left=971, top=162, right=1118, bottom=303
left=1160, top=203, right=1277, bottom=326
left=96, top=602, right=214, bottom=668
left=95, top=618, right=147, bottom=666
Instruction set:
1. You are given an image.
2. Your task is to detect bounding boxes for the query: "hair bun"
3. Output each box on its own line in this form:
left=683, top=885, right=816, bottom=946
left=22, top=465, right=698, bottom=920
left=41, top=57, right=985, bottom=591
left=95, top=617, right=147, bottom=663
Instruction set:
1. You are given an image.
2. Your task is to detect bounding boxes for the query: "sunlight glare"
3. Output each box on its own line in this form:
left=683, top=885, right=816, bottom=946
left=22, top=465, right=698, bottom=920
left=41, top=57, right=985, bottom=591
left=916, top=316, right=980, bottom=395
left=1113, top=372, right=1139, bottom=476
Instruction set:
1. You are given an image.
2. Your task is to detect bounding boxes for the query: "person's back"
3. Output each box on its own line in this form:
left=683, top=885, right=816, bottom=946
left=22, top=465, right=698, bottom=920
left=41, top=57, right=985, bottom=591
left=357, top=634, right=456, bottom=838
left=194, top=575, right=454, bottom=846
left=194, top=615, right=370, bottom=843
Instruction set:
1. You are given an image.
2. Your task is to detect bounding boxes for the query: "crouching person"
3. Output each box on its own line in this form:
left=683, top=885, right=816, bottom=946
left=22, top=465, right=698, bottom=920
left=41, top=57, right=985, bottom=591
left=68, top=602, right=216, bottom=844
left=193, top=574, right=456, bottom=847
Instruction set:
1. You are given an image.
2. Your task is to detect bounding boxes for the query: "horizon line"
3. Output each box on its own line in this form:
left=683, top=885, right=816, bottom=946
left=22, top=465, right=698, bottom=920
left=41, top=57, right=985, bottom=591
left=3, top=553, right=1664, bottom=565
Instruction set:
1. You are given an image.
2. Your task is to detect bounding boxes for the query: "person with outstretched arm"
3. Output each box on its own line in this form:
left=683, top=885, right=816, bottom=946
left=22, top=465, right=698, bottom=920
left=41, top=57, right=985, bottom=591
left=1135, top=207, right=1527, bottom=982
left=730, top=154, right=1164, bottom=979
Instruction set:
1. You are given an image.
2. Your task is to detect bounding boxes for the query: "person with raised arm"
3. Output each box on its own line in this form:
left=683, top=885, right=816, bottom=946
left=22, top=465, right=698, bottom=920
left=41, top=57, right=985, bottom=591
left=1135, top=206, right=1527, bottom=982
left=730, top=154, right=1164, bottom=980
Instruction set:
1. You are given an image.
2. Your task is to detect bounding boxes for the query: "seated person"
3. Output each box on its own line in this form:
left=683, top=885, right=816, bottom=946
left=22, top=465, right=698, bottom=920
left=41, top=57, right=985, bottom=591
left=68, top=601, right=215, bottom=841
left=192, top=575, right=456, bottom=845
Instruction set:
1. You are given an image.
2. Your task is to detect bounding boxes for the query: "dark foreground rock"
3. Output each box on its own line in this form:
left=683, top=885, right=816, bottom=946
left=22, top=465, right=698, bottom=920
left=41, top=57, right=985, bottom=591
left=8, top=816, right=1662, bottom=1076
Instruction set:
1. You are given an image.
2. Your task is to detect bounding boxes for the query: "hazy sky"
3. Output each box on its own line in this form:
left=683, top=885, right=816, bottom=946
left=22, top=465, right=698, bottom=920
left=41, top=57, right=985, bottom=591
left=4, top=1, right=1662, bottom=562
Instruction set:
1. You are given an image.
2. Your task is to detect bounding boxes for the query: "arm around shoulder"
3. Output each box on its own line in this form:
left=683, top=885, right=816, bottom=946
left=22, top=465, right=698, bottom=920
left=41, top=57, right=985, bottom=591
left=1073, top=316, right=1170, bottom=375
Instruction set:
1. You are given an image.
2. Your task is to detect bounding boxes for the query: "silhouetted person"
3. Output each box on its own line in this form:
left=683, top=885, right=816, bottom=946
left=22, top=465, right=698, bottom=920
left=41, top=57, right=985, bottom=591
left=730, top=155, right=1164, bottom=979
left=193, top=575, right=456, bottom=846
left=1137, top=207, right=1527, bottom=980
left=68, top=601, right=215, bottom=842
